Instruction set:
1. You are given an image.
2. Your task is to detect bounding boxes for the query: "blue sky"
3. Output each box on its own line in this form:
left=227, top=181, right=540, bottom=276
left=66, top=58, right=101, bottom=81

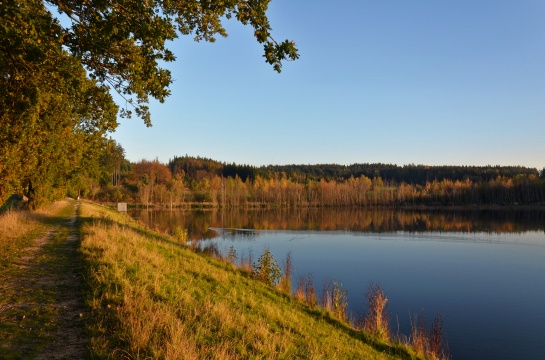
left=111, top=1, right=545, bottom=170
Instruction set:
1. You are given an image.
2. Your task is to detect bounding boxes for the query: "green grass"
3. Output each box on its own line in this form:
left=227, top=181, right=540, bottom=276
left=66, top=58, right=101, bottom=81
left=1, top=200, right=430, bottom=359
left=78, top=201, right=421, bottom=359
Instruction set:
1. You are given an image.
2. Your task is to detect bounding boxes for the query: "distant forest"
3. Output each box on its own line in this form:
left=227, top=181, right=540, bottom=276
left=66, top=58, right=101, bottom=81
left=90, top=152, right=545, bottom=208
left=223, top=162, right=539, bottom=185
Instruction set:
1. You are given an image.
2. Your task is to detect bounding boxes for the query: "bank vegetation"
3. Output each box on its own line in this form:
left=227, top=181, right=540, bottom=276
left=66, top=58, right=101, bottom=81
left=78, top=201, right=445, bottom=359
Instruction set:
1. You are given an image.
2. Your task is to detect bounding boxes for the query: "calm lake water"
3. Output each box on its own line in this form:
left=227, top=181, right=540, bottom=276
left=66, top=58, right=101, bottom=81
left=131, top=208, right=545, bottom=360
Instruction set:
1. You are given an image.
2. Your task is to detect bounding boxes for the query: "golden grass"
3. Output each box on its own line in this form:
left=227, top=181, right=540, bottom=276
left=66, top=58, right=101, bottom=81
left=0, top=199, right=72, bottom=267
left=0, top=210, right=38, bottom=242
left=79, top=202, right=415, bottom=359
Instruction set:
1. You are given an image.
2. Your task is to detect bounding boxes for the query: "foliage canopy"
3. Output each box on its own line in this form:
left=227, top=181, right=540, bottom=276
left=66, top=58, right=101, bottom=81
left=47, top=0, right=299, bottom=125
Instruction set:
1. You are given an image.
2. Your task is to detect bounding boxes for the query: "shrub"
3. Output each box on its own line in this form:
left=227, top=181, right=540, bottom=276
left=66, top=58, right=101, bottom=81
left=252, top=248, right=281, bottom=286
left=171, top=226, right=188, bottom=243
left=227, top=246, right=238, bottom=264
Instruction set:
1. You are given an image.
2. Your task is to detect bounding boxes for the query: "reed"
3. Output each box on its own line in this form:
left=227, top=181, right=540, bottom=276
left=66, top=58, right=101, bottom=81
left=360, top=282, right=391, bottom=340
left=409, top=312, right=449, bottom=360
left=295, top=273, right=317, bottom=309
left=278, top=251, right=292, bottom=294
left=321, top=280, right=348, bottom=321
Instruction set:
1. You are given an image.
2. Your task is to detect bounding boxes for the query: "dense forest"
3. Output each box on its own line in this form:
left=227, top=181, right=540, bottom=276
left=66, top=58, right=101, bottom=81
left=89, top=154, right=545, bottom=208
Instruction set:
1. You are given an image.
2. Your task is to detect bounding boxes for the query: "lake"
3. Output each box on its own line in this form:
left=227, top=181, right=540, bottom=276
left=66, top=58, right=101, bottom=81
left=131, top=207, right=545, bottom=360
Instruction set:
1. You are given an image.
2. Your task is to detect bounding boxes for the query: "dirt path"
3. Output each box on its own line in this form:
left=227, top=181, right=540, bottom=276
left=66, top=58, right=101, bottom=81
left=0, top=200, right=88, bottom=359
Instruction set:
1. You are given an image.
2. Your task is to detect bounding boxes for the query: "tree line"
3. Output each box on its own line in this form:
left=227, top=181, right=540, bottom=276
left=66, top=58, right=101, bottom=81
left=91, top=155, right=545, bottom=208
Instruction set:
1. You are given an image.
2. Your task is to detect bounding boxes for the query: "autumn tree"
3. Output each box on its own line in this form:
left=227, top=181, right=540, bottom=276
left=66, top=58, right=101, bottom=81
left=130, top=160, right=172, bottom=206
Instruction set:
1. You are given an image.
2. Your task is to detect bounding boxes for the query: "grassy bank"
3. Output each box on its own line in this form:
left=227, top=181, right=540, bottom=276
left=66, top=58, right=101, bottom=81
left=1, top=200, right=436, bottom=359
left=79, top=201, right=424, bottom=359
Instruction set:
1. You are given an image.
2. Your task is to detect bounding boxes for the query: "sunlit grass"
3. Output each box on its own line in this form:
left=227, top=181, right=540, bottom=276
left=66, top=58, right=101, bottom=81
left=0, top=210, right=39, bottom=267
left=0, top=199, right=73, bottom=268
left=79, top=201, right=418, bottom=359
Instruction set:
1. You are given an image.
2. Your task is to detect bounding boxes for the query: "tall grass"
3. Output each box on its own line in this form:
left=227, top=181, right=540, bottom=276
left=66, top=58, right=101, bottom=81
left=321, top=280, right=348, bottom=322
left=0, top=210, right=38, bottom=242
left=409, top=312, right=449, bottom=360
left=361, top=282, right=391, bottom=340
left=295, top=273, right=317, bottom=309
left=278, top=251, right=292, bottom=294
left=79, top=202, right=406, bottom=359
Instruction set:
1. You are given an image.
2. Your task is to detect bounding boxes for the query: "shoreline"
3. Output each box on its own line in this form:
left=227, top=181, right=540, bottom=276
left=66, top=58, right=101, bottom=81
left=97, top=201, right=545, bottom=212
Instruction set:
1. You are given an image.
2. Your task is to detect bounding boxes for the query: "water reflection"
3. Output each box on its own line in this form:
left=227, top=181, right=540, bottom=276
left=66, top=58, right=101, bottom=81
left=209, top=227, right=260, bottom=241
left=131, top=207, right=545, bottom=240
left=130, top=207, right=545, bottom=360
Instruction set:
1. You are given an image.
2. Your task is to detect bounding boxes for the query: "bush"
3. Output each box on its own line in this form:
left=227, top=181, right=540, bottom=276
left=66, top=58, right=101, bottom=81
left=252, top=248, right=281, bottom=286
left=172, top=226, right=188, bottom=243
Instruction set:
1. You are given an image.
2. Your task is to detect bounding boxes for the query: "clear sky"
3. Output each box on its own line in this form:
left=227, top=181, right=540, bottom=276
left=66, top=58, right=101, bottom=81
left=111, top=0, right=545, bottom=170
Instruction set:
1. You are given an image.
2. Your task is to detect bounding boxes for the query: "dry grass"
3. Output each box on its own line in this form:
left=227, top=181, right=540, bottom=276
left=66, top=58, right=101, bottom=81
left=0, top=210, right=38, bottom=241
left=79, top=202, right=410, bottom=359
left=0, top=199, right=71, bottom=267
left=295, top=273, right=317, bottom=309
left=278, top=251, right=292, bottom=294
left=360, top=282, right=391, bottom=341
left=409, top=312, right=449, bottom=360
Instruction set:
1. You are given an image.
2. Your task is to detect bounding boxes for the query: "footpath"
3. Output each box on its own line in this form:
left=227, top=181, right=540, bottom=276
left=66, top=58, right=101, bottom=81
left=0, top=199, right=87, bottom=359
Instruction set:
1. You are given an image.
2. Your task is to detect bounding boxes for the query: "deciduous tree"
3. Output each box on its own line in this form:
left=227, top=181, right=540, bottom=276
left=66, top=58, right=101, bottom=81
left=1, top=0, right=118, bottom=208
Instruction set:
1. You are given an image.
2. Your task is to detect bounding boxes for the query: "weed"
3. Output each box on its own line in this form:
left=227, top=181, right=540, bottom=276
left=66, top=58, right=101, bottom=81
left=279, top=251, right=292, bottom=294
left=409, top=311, right=449, bottom=360
left=295, top=273, right=317, bottom=309
left=322, top=280, right=348, bottom=321
left=171, top=226, right=188, bottom=243
left=429, top=314, right=447, bottom=358
left=410, top=312, right=426, bottom=354
left=361, top=282, right=390, bottom=340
